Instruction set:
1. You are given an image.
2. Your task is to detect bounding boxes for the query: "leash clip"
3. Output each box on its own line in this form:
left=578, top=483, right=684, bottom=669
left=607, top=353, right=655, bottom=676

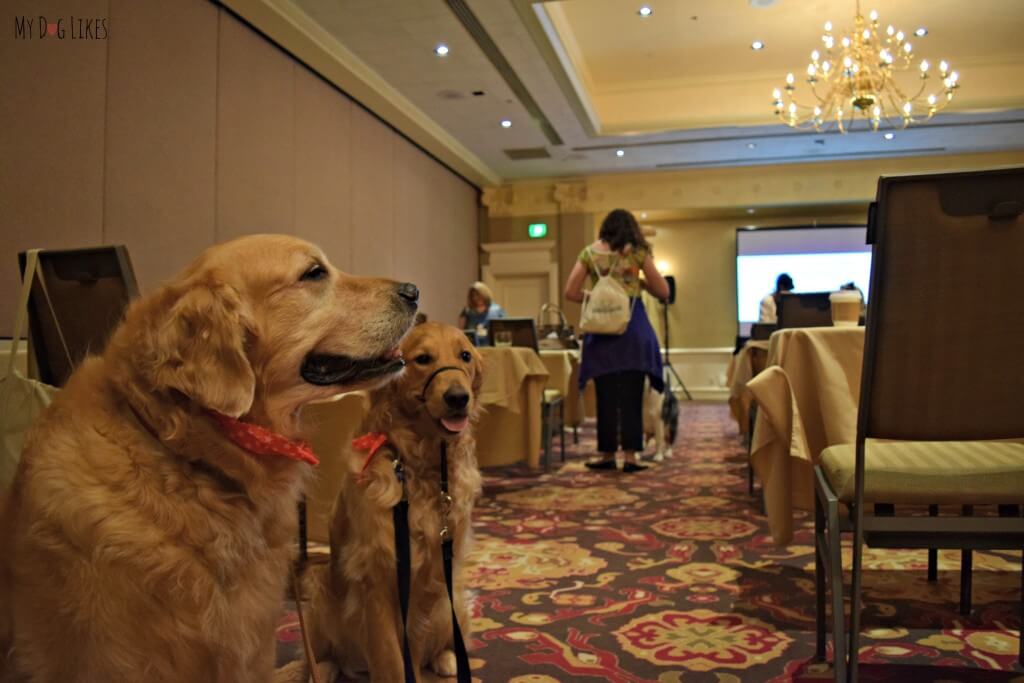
left=439, top=491, right=453, bottom=541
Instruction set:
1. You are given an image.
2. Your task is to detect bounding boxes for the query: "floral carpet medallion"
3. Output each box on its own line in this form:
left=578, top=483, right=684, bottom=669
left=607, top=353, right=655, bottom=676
left=278, top=404, right=1022, bottom=681
left=613, top=608, right=792, bottom=671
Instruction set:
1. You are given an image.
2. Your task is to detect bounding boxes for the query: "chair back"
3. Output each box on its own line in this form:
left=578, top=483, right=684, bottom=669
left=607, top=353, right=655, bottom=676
left=17, top=246, right=139, bottom=386
left=860, top=167, right=1024, bottom=441
left=776, top=292, right=832, bottom=329
left=750, top=322, right=777, bottom=340
left=488, top=317, right=540, bottom=352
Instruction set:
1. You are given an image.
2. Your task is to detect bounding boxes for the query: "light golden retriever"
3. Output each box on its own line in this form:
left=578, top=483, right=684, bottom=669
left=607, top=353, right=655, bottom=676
left=289, top=322, right=484, bottom=682
left=0, top=234, right=418, bottom=683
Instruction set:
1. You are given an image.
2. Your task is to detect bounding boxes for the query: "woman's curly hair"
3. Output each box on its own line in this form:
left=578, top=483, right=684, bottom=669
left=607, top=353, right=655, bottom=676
left=599, top=209, right=649, bottom=252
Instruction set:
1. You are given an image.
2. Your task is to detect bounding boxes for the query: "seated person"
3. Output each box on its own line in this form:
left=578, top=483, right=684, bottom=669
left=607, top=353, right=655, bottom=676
left=457, top=282, right=506, bottom=345
left=759, top=273, right=794, bottom=323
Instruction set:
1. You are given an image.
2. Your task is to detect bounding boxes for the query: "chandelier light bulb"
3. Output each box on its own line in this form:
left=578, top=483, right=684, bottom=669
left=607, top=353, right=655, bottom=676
left=886, top=25, right=895, bottom=36
left=811, top=50, right=820, bottom=61
left=772, top=88, right=782, bottom=99
left=789, top=102, right=797, bottom=114
left=949, top=70, right=959, bottom=83
left=903, top=42, right=912, bottom=54
left=869, top=9, right=878, bottom=21
left=824, top=36, right=835, bottom=48
left=814, top=106, right=822, bottom=116
left=786, top=72, right=795, bottom=85
left=843, top=56, right=853, bottom=68
left=872, top=105, right=881, bottom=118
left=920, top=59, right=929, bottom=72
left=928, top=94, right=937, bottom=105
left=807, top=64, right=816, bottom=76
left=896, top=30, right=905, bottom=42
left=939, top=60, right=948, bottom=74
left=903, top=102, right=912, bottom=115
left=824, top=20, right=833, bottom=32
left=842, top=36, right=850, bottom=47
left=863, top=29, right=871, bottom=40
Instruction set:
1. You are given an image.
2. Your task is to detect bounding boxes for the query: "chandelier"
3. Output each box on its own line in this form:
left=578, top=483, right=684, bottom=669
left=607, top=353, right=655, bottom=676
left=772, top=1, right=959, bottom=133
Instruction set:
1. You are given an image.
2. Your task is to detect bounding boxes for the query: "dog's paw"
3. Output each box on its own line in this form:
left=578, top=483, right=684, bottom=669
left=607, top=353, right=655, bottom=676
left=652, top=452, right=664, bottom=462
left=431, top=649, right=458, bottom=678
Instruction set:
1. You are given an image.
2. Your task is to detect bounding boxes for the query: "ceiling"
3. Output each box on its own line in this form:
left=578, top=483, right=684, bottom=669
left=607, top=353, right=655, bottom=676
left=280, top=0, right=1024, bottom=184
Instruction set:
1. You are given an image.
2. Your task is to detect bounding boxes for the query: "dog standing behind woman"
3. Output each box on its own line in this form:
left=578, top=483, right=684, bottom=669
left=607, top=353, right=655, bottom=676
left=284, top=322, right=484, bottom=682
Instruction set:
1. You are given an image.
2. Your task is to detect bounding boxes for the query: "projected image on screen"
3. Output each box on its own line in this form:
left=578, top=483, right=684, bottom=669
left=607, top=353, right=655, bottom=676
left=736, top=226, right=870, bottom=336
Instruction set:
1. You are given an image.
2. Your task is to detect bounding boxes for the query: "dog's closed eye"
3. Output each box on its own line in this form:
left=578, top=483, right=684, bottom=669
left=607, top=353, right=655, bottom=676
left=414, top=353, right=432, bottom=366
left=300, top=263, right=328, bottom=282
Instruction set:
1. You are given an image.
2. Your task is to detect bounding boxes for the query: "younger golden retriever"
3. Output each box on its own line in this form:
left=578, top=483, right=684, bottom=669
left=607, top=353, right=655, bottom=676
left=295, top=322, right=484, bottom=682
left=0, top=235, right=418, bottom=683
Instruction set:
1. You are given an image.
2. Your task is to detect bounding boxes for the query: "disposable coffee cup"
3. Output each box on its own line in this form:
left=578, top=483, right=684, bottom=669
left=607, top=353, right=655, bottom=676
left=829, top=290, right=861, bottom=327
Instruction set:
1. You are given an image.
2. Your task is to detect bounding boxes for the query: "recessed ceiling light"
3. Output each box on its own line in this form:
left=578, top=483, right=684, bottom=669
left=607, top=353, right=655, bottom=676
left=615, top=149, right=625, bottom=157
left=500, top=119, right=512, bottom=128
left=883, top=132, right=895, bottom=140
left=640, top=212, right=648, bottom=219
left=914, top=27, right=928, bottom=37
left=747, top=142, right=757, bottom=149
left=638, top=5, right=653, bottom=17
left=751, top=40, right=765, bottom=50
left=747, top=208, right=756, bottom=214
left=434, top=44, right=449, bottom=57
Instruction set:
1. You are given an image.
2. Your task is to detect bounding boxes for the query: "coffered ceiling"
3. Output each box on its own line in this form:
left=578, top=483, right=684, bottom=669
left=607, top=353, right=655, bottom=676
left=235, top=0, right=1024, bottom=185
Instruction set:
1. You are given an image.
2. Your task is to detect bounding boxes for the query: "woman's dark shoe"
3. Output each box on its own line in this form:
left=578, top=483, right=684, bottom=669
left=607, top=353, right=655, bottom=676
left=622, top=462, right=648, bottom=473
left=585, top=458, right=617, bottom=470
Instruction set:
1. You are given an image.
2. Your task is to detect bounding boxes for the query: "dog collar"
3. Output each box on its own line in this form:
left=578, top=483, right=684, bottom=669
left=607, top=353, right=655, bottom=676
left=352, top=432, right=390, bottom=479
left=207, top=411, right=319, bottom=466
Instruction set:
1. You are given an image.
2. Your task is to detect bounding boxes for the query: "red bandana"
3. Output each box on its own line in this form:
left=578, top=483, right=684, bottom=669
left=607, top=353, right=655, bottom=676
left=352, top=432, right=389, bottom=480
left=207, top=411, right=319, bottom=466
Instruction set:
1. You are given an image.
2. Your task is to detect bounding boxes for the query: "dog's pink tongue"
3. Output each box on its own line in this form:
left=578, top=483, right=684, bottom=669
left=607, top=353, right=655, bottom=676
left=441, top=416, right=469, bottom=433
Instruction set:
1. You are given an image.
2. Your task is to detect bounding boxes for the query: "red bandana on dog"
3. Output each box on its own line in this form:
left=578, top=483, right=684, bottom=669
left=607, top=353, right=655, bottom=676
left=352, top=432, right=389, bottom=480
left=207, top=411, right=319, bottom=466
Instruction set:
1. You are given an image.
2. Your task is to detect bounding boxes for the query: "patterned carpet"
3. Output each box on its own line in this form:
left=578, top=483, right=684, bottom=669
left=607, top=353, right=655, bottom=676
left=278, top=402, right=1023, bottom=682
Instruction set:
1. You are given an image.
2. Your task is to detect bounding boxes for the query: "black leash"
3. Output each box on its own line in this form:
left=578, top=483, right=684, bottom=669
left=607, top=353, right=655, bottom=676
left=391, top=459, right=417, bottom=683
left=439, top=440, right=472, bottom=683
left=391, top=441, right=471, bottom=683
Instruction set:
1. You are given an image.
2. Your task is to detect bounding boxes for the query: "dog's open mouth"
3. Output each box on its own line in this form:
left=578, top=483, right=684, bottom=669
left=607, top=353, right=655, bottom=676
left=440, top=415, right=470, bottom=434
left=300, top=347, right=404, bottom=386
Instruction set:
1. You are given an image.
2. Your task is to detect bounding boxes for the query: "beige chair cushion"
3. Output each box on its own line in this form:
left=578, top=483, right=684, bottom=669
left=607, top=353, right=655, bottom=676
left=820, top=441, right=1024, bottom=504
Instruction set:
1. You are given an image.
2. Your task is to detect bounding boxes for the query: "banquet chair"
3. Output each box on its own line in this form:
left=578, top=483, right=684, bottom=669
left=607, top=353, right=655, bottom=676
left=18, top=246, right=139, bottom=386
left=776, top=292, right=833, bottom=329
left=489, top=317, right=565, bottom=469
left=813, top=167, right=1024, bottom=682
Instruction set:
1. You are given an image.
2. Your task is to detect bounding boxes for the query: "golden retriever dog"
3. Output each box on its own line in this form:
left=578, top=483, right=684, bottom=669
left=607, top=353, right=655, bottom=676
left=0, top=235, right=418, bottom=683
left=289, top=322, right=484, bottom=683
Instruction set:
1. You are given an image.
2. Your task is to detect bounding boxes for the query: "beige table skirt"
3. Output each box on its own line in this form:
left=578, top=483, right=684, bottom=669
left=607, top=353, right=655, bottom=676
left=748, top=326, right=865, bottom=545
left=477, top=346, right=549, bottom=468
left=727, top=339, right=770, bottom=436
left=303, top=392, right=370, bottom=544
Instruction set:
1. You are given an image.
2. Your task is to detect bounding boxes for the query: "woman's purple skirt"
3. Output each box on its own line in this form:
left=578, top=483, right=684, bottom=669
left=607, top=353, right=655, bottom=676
left=579, top=300, right=664, bottom=392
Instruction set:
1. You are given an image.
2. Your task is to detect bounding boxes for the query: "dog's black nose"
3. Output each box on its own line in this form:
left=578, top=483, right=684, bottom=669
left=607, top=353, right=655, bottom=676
left=396, top=282, right=419, bottom=308
left=443, top=387, right=470, bottom=411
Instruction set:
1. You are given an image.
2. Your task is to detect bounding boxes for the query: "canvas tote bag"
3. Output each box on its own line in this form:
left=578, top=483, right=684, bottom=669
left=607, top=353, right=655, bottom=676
left=0, top=250, right=63, bottom=488
left=578, top=248, right=634, bottom=335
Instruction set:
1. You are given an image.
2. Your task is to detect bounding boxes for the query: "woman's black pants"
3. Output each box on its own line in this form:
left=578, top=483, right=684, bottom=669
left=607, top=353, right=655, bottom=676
left=594, top=370, right=645, bottom=454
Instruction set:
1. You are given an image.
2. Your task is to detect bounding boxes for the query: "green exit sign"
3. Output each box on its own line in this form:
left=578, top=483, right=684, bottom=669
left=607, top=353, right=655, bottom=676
left=528, top=223, right=548, bottom=239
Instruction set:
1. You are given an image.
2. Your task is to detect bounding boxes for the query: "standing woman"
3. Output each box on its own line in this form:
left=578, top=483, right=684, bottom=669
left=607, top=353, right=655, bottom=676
left=564, top=209, right=670, bottom=472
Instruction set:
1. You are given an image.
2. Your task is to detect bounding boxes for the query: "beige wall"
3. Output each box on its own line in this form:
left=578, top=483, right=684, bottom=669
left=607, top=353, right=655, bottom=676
left=0, top=0, right=478, bottom=336
left=645, top=212, right=867, bottom=349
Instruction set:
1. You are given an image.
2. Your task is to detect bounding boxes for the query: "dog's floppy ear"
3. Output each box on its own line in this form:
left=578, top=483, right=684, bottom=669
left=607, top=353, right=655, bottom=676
left=468, top=344, right=485, bottom=396
left=137, top=281, right=256, bottom=417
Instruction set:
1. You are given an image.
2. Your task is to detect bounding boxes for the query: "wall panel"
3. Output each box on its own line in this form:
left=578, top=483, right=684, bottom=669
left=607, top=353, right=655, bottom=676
left=349, top=104, right=395, bottom=278
left=216, top=10, right=295, bottom=239
left=0, top=0, right=109, bottom=333
left=104, top=0, right=218, bottom=292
